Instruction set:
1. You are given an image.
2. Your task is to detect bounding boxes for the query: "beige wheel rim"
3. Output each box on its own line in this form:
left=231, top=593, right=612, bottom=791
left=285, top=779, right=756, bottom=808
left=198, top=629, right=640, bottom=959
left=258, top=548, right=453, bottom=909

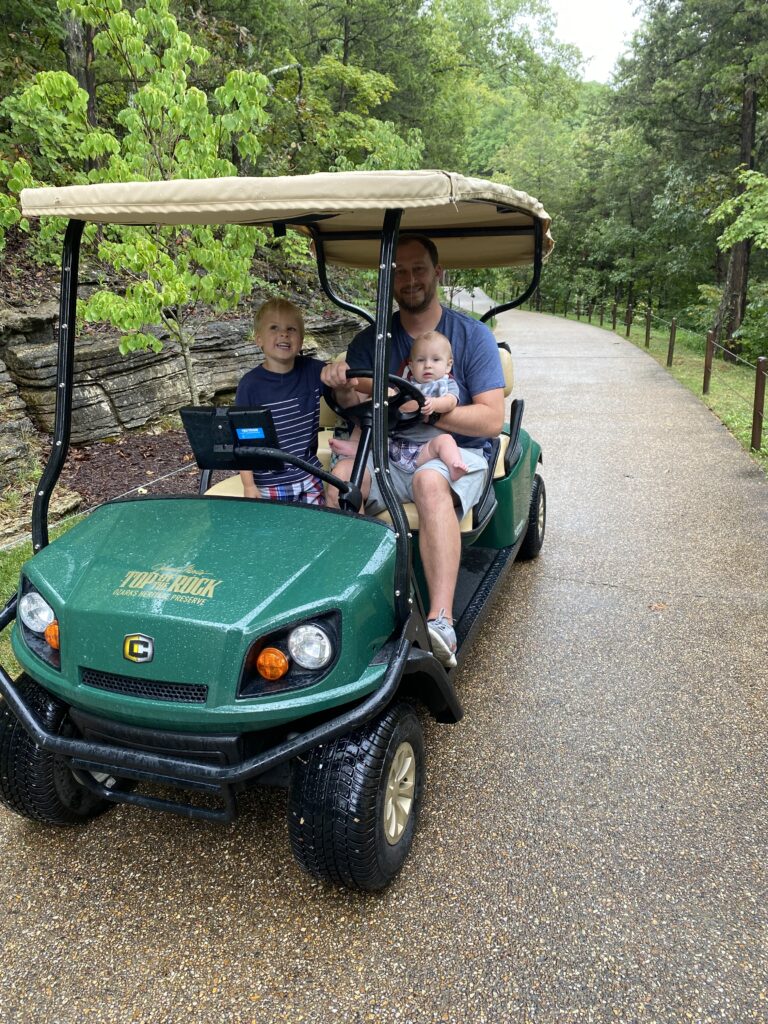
left=384, top=741, right=416, bottom=845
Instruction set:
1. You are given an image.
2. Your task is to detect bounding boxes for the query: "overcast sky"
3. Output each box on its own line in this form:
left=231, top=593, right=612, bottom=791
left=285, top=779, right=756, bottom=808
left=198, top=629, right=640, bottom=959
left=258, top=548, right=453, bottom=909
left=547, top=0, right=641, bottom=82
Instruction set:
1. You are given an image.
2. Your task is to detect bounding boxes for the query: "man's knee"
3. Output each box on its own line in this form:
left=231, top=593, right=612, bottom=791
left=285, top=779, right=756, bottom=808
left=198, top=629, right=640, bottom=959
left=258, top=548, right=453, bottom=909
left=412, top=468, right=453, bottom=509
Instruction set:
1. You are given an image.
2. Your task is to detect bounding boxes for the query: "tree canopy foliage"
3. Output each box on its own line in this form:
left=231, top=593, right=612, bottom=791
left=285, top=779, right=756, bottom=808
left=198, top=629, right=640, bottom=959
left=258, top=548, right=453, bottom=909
left=1, top=0, right=767, bottom=361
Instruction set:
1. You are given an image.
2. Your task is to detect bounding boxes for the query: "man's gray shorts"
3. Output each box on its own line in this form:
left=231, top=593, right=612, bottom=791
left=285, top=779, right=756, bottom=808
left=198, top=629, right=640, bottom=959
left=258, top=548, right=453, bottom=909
left=364, top=448, right=489, bottom=519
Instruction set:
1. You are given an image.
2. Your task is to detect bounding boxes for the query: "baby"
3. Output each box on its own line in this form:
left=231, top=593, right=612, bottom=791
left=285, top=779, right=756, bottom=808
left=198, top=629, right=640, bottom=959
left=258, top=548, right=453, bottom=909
left=330, top=330, right=468, bottom=481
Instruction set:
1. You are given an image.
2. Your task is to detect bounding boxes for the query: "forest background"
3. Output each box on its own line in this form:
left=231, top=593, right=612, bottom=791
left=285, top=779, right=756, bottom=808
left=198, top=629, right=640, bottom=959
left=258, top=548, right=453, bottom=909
left=0, top=0, right=767, bottom=369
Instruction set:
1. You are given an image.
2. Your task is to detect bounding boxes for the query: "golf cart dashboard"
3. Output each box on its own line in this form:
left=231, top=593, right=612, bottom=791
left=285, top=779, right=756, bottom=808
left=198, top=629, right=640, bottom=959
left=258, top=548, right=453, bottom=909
left=181, top=406, right=281, bottom=472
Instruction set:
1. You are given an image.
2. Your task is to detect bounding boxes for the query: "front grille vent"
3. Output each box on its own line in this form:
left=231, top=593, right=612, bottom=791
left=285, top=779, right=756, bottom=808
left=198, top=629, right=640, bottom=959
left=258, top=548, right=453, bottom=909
left=81, top=668, right=208, bottom=704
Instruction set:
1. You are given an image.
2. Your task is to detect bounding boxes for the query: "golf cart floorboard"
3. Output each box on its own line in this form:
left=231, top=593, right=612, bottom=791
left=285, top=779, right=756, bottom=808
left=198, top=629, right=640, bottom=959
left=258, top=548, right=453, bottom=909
left=454, top=543, right=518, bottom=656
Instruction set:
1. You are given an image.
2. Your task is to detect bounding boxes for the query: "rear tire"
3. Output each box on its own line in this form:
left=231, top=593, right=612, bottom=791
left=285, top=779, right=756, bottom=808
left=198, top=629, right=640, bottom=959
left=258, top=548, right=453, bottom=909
left=288, top=702, right=424, bottom=891
left=0, top=675, right=121, bottom=824
left=518, top=473, right=545, bottom=560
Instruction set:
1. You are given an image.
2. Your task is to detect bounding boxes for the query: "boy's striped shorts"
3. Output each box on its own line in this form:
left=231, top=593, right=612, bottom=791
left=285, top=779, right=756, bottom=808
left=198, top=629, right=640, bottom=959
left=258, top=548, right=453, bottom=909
left=258, top=476, right=325, bottom=506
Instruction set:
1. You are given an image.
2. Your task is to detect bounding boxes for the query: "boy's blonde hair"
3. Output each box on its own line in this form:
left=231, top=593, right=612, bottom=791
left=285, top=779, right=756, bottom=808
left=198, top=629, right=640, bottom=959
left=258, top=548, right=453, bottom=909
left=254, top=298, right=304, bottom=339
left=410, top=330, right=453, bottom=359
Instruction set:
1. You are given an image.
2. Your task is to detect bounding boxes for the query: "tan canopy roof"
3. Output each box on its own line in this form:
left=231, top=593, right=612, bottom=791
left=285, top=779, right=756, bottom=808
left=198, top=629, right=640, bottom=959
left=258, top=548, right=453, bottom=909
left=21, top=170, right=552, bottom=269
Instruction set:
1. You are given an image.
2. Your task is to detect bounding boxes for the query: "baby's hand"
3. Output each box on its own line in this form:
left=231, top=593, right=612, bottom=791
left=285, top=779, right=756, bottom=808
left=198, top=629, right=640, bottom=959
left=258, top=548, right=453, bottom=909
left=421, top=396, right=434, bottom=419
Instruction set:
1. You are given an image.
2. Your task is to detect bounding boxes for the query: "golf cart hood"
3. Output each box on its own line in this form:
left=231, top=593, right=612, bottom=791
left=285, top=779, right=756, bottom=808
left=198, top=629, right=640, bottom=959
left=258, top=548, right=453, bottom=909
left=15, top=498, right=397, bottom=711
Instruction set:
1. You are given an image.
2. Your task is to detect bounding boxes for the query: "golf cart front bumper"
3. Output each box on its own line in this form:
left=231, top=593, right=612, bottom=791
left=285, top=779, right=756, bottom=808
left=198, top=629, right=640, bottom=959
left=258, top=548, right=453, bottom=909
left=0, top=603, right=461, bottom=822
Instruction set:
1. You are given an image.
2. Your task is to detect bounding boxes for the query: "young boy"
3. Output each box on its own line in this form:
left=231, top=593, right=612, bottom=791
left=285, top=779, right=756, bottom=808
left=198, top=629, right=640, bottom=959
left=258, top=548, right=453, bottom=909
left=235, top=298, right=327, bottom=505
left=330, top=330, right=468, bottom=481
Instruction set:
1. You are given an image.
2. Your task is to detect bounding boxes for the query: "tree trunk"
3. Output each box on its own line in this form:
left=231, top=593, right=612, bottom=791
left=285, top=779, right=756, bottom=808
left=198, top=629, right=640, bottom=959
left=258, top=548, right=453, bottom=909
left=60, top=14, right=97, bottom=127
left=712, top=78, right=757, bottom=345
left=338, top=13, right=351, bottom=111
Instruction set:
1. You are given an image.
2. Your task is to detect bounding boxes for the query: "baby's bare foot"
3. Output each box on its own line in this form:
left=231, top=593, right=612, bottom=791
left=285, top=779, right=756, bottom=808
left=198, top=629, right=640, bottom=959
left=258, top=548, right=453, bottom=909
left=449, top=458, right=469, bottom=481
left=329, top=437, right=359, bottom=457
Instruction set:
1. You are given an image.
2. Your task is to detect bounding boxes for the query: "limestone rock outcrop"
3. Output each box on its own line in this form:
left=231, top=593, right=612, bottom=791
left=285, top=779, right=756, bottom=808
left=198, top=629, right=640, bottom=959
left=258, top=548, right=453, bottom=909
left=0, top=305, right=359, bottom=453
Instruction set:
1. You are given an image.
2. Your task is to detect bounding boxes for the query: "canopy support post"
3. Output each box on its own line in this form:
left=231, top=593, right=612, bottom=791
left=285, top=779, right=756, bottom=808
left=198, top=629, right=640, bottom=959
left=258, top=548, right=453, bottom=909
left=310, top=227, right=375, bottom=327
left=32, top=218, right=84, bottom=552
left=481, top=219, right=543, bottom=322
left=371, top=209, right=411, bottom=626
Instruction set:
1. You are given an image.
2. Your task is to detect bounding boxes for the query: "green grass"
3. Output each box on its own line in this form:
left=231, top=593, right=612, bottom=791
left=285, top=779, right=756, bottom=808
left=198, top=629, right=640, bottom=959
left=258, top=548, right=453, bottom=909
left=0, top=518, right=82, bottom=677
left=544, top=307, right=768, bottom=476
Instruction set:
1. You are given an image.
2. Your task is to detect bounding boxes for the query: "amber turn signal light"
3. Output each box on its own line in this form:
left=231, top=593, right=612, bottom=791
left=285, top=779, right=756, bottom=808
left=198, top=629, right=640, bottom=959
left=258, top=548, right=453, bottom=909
left=44, top=620, right=60, bottom=651
left=256, top=646, right=289, bottom=680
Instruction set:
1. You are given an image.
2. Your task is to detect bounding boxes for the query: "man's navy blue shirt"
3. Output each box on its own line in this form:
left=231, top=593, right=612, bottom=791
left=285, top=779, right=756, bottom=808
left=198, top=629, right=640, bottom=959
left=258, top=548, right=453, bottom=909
left=347, top=306, right=504, bottom=449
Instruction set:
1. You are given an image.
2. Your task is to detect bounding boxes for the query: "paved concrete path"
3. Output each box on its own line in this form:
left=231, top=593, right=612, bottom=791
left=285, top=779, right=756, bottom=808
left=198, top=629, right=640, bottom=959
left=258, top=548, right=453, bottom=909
left=1, top=311, right=766, bottom=1023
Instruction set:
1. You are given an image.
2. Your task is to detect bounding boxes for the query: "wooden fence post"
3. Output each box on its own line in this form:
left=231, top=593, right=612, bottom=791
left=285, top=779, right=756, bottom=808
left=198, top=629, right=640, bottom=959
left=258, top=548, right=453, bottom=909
left=564, top=297, right=569, bottom=318
left=625, top=305, right=633, bottom=338
left=588, top=302, right=594, bottom=323
left=752, top=356, right=767, bottom=451
left=552, top=298, right=557, bottom=315
left=611, top=303, right=617, bottom=330
left=666, top=318, right=677, bottom=368
left=576, top=298, right=581, bottom=320
left=599, top=303, right=605, bottom=326
left=703, top=330, right=714, bottom=394
left=645, top=308, right=652, bottom=348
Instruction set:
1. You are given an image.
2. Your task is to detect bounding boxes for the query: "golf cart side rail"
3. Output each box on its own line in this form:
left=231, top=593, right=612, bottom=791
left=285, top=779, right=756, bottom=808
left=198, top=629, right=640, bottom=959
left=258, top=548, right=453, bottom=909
left=0, top=611, right=458, bottom=786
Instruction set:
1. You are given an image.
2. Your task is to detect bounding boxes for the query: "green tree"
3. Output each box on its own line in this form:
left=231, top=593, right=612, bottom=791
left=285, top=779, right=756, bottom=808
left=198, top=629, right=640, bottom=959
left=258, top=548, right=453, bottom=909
left=2, top=0, right=272, bottom=403
left=616, top=0, right=768, bottom=339
left=710, top=167, right=768, bottom=357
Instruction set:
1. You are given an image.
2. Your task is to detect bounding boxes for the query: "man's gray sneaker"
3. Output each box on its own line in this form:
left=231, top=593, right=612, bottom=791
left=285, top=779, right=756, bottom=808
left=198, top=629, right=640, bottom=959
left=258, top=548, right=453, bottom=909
left=427, top=610, right=457, bottom=668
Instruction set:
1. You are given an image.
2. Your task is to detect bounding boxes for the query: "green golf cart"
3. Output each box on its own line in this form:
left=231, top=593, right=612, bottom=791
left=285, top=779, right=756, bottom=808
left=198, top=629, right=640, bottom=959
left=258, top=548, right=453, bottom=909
left=0, top=171, right=551, bottom=890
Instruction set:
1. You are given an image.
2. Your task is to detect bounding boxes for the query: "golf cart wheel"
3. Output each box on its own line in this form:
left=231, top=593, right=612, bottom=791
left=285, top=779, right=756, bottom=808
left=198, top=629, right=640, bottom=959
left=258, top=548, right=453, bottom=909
left=0, top=675, right=122, bottom=825
left=518, top=473, right=546, bottom=561
left=288, top=701, right=424, bottom=891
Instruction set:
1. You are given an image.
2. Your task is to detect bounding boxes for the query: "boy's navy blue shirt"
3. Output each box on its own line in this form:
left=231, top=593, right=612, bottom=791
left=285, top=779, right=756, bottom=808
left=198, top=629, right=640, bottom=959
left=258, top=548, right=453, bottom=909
left=235, top=355, right=324, bottom=485
left=346, top=306, right=504, bottom=449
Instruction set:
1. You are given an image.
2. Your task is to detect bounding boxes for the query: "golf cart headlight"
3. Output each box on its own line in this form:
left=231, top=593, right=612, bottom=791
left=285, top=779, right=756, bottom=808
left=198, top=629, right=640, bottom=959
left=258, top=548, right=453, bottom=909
left=17, top=580, right=61, bottom=671
left=239, top=612, right=340, bottom=699
left=19, top=591, right=55, bottom=633
left=288, top=623, right=333, bottom=669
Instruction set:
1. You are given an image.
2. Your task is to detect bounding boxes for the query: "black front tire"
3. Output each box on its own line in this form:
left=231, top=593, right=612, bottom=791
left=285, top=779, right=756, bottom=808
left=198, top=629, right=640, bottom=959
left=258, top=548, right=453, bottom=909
left=288, top=702, right=424, bottom=891
left=0, top=675, right=121, bottom=825
left=518, top=473, right=546, bottom=560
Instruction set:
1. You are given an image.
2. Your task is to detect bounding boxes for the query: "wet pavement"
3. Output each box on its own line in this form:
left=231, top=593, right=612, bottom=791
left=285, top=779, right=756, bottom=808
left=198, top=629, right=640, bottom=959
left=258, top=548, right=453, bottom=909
left=1, top=310, right=766, bottom=1023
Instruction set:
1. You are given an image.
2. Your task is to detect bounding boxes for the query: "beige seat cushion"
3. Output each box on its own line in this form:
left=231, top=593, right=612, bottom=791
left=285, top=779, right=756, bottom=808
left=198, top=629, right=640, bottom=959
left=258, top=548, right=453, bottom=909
left=499, top=346, right=514, bottom=396
left=205, top=474, right=247, bottom=497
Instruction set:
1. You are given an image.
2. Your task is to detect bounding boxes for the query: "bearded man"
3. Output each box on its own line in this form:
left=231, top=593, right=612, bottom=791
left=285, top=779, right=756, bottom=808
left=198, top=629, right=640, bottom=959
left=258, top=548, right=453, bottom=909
left=324, top=235, right=505, bottom=667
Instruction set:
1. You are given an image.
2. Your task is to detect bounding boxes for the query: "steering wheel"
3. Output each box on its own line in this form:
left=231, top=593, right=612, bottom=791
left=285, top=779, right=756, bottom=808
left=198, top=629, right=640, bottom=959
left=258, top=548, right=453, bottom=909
left=323, top=369, right=425, bottom=433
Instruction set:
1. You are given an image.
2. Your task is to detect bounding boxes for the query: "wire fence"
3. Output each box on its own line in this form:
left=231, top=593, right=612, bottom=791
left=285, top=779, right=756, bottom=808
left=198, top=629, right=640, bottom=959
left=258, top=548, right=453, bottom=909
left=527, top=293, right=767, bottom=454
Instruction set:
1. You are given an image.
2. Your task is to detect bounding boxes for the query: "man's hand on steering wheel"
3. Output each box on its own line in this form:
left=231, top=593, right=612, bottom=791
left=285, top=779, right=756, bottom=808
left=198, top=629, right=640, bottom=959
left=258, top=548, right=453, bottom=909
left=323, top=368, right=425, bottom=432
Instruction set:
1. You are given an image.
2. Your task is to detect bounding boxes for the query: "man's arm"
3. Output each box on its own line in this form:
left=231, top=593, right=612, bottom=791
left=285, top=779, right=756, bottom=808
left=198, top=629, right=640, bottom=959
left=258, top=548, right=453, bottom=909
left=434, top=388, right=505, bottom=437
left=320, top=360, right=365, bottom=407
